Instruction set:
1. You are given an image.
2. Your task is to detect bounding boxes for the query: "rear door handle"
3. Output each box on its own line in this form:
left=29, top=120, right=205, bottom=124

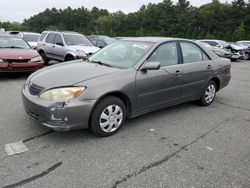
left=207, top=65, right=212, bottom=69
left=175, top=70, right=181, bottom=75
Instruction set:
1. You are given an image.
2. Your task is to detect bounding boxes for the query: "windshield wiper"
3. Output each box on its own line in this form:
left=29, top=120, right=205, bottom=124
left=90, top=60, right=113, bottom=67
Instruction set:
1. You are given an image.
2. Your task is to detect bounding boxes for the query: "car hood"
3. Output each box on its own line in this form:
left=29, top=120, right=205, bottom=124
left=29, top=61, right=118, bottom=89
left=28, top=42, right=38, bottom=47
left=68, top=45, right=100, bottom=54
left=212, top=47, right=231, bottom=55
left=230, top=44, right=246, bottom=50
left=0, top=48, right=39, bottom=59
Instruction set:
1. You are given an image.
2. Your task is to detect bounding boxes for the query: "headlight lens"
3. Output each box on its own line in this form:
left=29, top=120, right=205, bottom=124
left=0, top=58, right=5, bottom=62
left=30, top=55, right=43, bottom=62
left=75, top=50, right=86, bottom=57
left=39, top=87, right=86, bottom=101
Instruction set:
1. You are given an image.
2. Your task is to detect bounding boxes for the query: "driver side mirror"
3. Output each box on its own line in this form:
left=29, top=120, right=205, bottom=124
left=142, top=61, right=160, bottom=71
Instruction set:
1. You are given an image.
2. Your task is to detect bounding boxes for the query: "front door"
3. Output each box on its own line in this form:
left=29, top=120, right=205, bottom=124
left=136, top=42, right=183, bottom=112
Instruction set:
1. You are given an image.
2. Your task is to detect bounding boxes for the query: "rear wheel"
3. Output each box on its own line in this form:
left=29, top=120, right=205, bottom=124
left=39, top=51, right=49, bottom=66
left=90, top=96, right=126, bottom=137
left=198, top=80, right=217, bottom=106
left=244, top=53, right=250, bottom=60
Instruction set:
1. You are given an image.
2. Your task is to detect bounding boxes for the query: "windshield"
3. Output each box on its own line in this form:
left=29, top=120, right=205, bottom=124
left=104, top=38, right=116, bottom=44
left=89, top=41, right=153, bottom=68
left=63, top=34, right=93, bottom=46
left=200, top=42, right=212, bottom=49
left=0, top=36, right=31, bottom=49
left=23, top=34, right=40, bottom=42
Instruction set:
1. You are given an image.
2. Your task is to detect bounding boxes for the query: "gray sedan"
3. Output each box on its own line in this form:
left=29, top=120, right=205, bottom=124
left=22, top=37, right=231, bottom=137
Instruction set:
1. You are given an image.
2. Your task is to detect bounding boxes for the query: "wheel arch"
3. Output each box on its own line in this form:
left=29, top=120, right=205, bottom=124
left=64, top=53, right=76, bottom=61
left=88, top=91, right=132, bottom=127
left=210, top=77, right=221, bottom=91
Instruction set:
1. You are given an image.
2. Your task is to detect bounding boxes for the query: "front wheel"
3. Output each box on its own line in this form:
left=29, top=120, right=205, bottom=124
left=198, top=81, right=217, bottom=106
left=90, top=96, right=126, bottom=137
left=39, top=51, right=49, bottom=66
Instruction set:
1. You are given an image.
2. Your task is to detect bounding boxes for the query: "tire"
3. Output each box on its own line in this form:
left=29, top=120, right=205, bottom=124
left=90, top=96, right=126, bottom=137
left=40, top=51, right=49, bottom=66
left=65, top=56, right=75, bottom=62
left=198, top=80, right=217, bottom=106
left=244, top=53, right=250, bottom=60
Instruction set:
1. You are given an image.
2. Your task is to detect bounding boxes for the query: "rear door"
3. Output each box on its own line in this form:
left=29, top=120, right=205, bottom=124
left=136, top=41, right=183, bottom=112
left=44, top=33, right=56, bottom=59
left=179, top=41, right=213, bottom=100
left=53, top=34, right=65, bottom=61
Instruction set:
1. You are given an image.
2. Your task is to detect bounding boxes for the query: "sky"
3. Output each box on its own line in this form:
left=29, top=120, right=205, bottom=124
left=0, top=0, right=231, bottom=23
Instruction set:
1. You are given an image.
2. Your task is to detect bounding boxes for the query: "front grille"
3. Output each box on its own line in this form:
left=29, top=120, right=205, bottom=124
left=29, top=83, right=44, bottom=96
left=5, top=59, right=30, bottom=63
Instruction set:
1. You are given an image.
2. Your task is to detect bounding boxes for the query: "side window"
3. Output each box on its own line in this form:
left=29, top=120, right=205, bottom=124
left=39, top=32, right=47, bottom=41
left=202, top=52, right=210, bottom=61
left=45, top=33, right=56, bottom=44
left=97, top=40, right=106, bottom=48
left=54, top=34, right=63, bottom=45
left=91, top=39, right=97, bottom=46
left=148, top=42, right=178, bottom=67
left=180, top=42, right=210, bottom=64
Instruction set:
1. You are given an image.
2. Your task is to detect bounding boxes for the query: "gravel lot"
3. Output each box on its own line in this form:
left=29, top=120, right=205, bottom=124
left=0, top=61, right=250, bottom=188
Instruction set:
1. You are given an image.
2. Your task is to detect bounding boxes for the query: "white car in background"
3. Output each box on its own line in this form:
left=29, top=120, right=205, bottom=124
left=7, top=31, right=40, bottom=49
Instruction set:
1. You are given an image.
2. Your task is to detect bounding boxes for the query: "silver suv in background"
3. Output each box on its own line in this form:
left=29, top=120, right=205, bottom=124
left=37, top=31, right=100, bottom=65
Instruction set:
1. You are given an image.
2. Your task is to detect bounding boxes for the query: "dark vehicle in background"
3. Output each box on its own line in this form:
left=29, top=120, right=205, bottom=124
left=0, top=35, right=44, bottom=72
left=22, top=37, right=231, bottom=137
left=88, top=35, right=116, bottom=48
left=7, top=31, right=40, bottom=49
left=37, top=31, right=99, bottom=65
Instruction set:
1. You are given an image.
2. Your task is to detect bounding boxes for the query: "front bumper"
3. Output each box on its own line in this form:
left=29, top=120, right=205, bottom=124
left=0, top=62, right=44, bottom=72
left=22, top=84, right=96, bottom=131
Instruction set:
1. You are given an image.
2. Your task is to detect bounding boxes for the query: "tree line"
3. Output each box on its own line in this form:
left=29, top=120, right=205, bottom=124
left=1, top=0, right=250, bottom=41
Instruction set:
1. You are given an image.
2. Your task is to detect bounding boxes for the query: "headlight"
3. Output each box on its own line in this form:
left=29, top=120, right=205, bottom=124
left=75, top=50, right=86, bottom=57
left=30, top=55, right=43, bottom=62
left=0, top=59, right=4, bottom=62
left=39, top=87, right=86, bottom=101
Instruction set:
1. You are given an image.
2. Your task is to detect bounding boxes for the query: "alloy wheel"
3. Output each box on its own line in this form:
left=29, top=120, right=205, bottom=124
left=205, top=84, right=216, bottom=104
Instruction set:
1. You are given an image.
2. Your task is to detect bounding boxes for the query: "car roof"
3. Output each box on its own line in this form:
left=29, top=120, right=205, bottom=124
left=23, top=32, right=40, bottom=35
left=121, top=37, right=191, bottom=43
left=43, top=30, right=81, bottom=35
left=0, top=34, right=22, bottom=38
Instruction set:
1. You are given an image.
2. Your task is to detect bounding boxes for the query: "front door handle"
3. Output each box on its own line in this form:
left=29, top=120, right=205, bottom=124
left=175, top=70, right=181, bottom=75
left=207, top=65, right=212, bottom=69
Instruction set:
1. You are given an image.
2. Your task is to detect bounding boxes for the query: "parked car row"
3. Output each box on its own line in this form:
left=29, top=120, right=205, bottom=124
left=1, top=29, right=249, bottom=74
